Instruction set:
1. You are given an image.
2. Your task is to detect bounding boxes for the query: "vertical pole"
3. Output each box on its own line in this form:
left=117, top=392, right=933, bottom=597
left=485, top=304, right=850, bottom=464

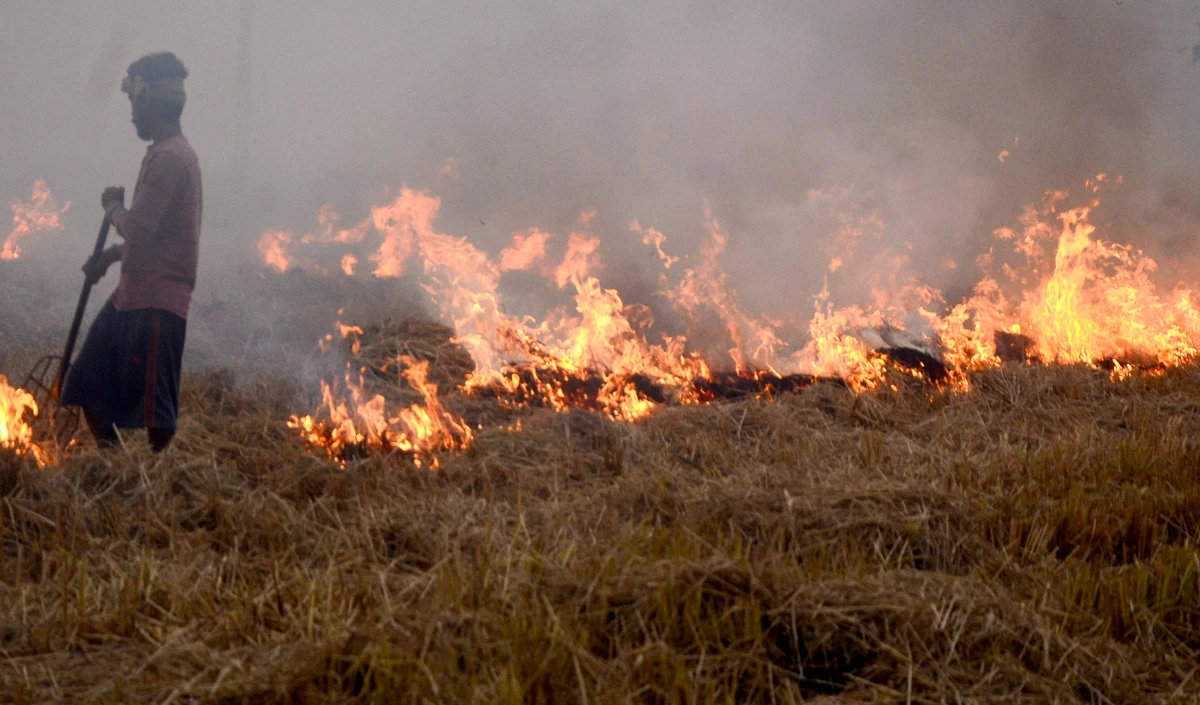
left=51, top=216, right=111, bottom=399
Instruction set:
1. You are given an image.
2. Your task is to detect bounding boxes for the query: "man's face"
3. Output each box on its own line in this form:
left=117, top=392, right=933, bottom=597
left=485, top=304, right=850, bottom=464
left=129, top=93, right=153, bottom=141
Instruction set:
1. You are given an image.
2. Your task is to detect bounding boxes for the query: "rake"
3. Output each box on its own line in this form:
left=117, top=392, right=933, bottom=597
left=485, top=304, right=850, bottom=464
left=23, top=215, right=112, bottom=451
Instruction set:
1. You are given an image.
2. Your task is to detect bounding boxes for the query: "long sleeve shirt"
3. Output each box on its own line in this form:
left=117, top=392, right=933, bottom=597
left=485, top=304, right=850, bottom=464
left=109, top=135, right=202, bottom=319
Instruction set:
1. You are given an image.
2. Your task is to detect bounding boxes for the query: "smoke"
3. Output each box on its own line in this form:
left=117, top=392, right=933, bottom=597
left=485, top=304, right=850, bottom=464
left=3, top=1, right=1200, bottom=370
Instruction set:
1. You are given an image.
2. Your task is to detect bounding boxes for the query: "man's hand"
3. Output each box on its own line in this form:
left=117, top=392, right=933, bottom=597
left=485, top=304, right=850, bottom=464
left=82, top=245, right=121, bottom=285
left=101, top=186, right=125, bottom=215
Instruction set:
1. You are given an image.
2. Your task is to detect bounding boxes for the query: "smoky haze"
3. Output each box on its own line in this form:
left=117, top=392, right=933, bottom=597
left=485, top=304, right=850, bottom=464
left=4, top=1, right=1200, bottom=369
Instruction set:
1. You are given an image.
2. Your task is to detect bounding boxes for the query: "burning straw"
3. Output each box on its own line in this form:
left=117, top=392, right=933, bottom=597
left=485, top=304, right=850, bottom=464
left=1, top=360, right=1199, bottom=701
left=0, top=374, right=43, bottom=464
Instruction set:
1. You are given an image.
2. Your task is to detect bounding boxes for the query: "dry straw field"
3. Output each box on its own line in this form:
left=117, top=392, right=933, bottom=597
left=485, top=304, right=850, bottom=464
left=2, top=318, right=1200, bottom=704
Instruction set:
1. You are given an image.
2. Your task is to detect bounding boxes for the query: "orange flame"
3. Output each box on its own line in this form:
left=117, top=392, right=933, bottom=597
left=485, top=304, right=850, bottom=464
left=363, top=189, right=707, bottom=420
left=499, top=228, right=552, bottom=272
left=663, top=212, right=783, bottom=373
left=308, top=203, right=370, bottom=244
left=1, top=180, right=70, bottom=260
left=280, top=171, right=1200, bottom=441
left=370, top=187, right=512, bottom=381
left=786, top=289, right=890, bottom=392
left=936, top=185, right=1200, bottom=370
left=370, top=186, right=431, bottom=277
left=0, top=375, right=45, bottom=465
left=257, top=230, right=292, bottom=272
left=288, top=357, right=473, bottom=467
left=632, top=221, right=678, bottom=269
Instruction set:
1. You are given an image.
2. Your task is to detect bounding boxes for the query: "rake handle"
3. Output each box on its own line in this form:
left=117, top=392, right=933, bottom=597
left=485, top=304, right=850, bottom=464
left=51, top=215, right=112, bottom=400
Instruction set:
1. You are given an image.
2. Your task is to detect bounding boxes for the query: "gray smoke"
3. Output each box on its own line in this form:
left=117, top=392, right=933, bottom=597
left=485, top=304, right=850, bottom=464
left=3, top=1, right=1200, bottom=369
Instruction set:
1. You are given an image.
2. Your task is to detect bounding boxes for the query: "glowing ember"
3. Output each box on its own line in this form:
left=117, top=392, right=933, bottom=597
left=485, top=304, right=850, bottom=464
left=1, top=180, right=70, bottom=260
left=0, top=375, right=45, bottom=465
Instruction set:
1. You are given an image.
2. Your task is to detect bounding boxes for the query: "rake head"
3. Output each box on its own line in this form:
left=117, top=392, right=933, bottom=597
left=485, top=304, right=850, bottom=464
left=22, top=355, right=80, bottom=453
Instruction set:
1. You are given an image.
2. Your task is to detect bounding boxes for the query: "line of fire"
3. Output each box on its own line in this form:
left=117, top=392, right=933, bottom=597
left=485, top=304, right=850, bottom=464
left=4, top=170, right=1196, bottom=468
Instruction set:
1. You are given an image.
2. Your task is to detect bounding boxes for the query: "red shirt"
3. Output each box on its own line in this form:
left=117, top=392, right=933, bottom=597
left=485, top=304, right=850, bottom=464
left=110, top=135, right=202, bottom=319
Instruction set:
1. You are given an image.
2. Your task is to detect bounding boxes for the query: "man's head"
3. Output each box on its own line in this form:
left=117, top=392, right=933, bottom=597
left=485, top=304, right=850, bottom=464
left=122, top=52, right=188, bottom=141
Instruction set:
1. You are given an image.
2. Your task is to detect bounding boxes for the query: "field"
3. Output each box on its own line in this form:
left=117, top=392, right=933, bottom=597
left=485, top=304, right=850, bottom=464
left=3, top=303, right=1200, bottom=702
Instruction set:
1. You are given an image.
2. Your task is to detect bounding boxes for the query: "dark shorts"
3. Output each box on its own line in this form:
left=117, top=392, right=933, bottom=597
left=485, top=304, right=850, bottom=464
left=61, top=301, right=187, bottom=430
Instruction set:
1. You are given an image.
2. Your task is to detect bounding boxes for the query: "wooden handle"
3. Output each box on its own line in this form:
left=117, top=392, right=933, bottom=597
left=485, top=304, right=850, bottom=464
left=51, top=215, right=112, bottom=400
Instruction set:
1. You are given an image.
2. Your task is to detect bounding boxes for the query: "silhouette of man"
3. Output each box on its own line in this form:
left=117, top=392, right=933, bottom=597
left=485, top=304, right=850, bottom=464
left=62, top=52, right=202, bottom=452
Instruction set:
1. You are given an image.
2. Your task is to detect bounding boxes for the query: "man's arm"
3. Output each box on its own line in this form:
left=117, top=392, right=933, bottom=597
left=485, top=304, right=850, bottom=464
left=102, top=152, right=186, bottom=246
left=81, top=243, right=124, bottom=284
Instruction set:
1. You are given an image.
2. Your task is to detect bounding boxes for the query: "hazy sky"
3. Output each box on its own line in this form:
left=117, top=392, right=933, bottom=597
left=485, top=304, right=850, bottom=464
left=4, top=1, right=1200, bottom=319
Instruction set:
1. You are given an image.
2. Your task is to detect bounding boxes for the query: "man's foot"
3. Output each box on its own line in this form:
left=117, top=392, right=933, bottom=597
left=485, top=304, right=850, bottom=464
left=83, top=409, right=120, bottom=449
left=148, top=428, right=174, bottom=453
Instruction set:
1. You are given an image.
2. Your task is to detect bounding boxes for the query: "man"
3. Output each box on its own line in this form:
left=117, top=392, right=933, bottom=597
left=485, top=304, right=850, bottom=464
left=61, top=52, right=202, bottom=452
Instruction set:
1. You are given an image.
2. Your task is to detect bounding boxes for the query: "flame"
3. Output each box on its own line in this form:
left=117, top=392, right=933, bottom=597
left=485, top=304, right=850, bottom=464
left=632, top=221, right=678, bottom=269
left=371, top=187, right=512, bottom=379
left=936, top=186, right=1200, bottom=370
left=787, top=289, right=890, bottom=392
left=257, top=230, right=292, bottom=272
left=1019, top=206, right=1195, bottom=365
left=1, top=180, right=70, bottom=260
left=272, top=170, right=1200, bottom=453
left=259, top=203, right=369, bottom=272
left=361, top=189, right=707, bottom=420
left=499, top=228, right=552, bottom=272
left=663, top=212, right=783, bottom=373
left=289, top=356, right=473, bottom=467
left=780, top=179, right=1198, bottom=387
left=539, top=229, right=705, bottom=418
left=0, top=375, right=45, bottom=465
left=291, top=183, right=920, bottom=418
left=310, top=203, right=370, bottom=244
left=370, top=186, right=434, bottom=277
